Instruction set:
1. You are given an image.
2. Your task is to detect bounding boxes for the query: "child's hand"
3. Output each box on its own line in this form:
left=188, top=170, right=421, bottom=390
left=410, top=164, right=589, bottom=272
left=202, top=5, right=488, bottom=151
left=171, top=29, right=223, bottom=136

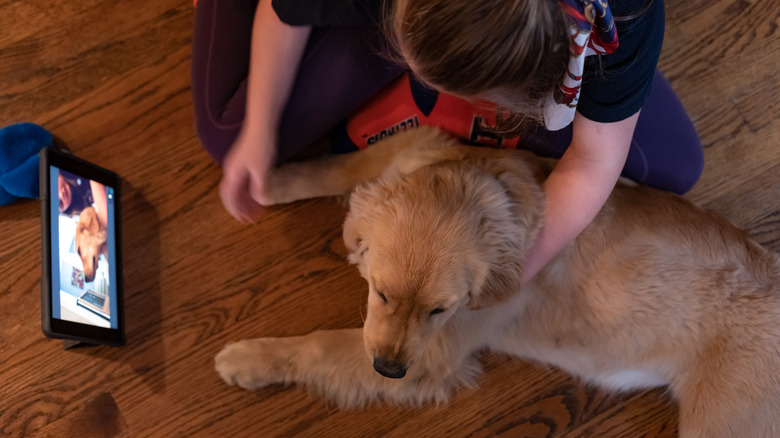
left=219, top=128, right=277, bottom=223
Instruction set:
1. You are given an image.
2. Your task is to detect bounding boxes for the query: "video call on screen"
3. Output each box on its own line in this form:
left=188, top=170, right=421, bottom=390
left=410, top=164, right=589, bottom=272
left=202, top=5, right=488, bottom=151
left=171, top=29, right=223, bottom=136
left=50, top=166, right=118, bottom=329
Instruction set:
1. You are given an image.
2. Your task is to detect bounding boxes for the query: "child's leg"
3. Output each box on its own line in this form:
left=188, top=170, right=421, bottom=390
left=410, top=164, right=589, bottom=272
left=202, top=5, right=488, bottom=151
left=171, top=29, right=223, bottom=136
left=191, top=0, right=254, bottom=164
left=627, top=72, right=704, bottom=194
left=191, top=0, right=404, bottom=164
left=523, top=70, right=704, bottom=194
left=276, top=29, right=404, bottom=163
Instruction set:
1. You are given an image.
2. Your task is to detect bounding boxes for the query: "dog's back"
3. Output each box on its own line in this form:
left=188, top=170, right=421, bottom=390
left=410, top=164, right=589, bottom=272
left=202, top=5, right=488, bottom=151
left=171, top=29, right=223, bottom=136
left=522, top=181, right=780, bottom=437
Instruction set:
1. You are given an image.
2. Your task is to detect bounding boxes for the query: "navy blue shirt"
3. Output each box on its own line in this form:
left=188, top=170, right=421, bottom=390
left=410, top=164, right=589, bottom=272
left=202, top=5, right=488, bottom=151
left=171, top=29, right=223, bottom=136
left=271, top=0, right=664, bottom=124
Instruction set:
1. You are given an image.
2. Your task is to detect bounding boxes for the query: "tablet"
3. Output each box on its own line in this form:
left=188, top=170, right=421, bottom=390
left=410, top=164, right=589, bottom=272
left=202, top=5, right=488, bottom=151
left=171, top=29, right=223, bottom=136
left=40, top=148, right=125, bottom=346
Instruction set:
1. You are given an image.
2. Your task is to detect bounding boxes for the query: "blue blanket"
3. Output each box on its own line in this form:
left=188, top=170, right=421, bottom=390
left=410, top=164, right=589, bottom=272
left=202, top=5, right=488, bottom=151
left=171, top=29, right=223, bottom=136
left=0, top=123, right=52, bottom=205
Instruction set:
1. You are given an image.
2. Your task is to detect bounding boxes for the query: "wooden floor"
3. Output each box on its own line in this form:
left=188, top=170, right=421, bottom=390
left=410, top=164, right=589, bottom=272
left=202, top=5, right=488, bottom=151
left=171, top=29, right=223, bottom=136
left=0, top=0, right=777, bottom=437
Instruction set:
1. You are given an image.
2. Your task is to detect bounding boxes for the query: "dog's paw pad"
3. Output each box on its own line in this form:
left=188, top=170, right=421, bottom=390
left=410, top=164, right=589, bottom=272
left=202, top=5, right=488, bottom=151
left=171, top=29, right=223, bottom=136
left=215, top=339, right=283, bottom=390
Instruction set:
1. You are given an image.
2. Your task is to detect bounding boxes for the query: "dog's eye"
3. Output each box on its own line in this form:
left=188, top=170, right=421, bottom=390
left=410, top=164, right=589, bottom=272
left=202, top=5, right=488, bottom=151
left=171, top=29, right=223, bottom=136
left=77, top=247, right=81, bottom=257
left=377, top=291, right=388, bottom=304
left=430, top=308, right=445, bottom=316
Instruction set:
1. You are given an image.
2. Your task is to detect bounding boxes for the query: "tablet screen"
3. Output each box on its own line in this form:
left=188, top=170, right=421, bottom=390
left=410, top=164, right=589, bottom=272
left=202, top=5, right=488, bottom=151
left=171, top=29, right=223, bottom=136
left=48, top=166, right=119, bottom=329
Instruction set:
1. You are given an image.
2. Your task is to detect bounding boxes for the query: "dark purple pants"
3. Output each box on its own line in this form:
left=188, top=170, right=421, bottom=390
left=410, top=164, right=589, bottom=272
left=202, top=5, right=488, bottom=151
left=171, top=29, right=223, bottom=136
left=192, top=0, right=704, bottom=194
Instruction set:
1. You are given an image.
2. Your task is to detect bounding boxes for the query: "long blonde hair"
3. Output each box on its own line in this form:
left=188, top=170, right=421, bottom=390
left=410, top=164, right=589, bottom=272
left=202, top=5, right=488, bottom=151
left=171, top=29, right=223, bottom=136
left=384, top=0, right=570, bottom=137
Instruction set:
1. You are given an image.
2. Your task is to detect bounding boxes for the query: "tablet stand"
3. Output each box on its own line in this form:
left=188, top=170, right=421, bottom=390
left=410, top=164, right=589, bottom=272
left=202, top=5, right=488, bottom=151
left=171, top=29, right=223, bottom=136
left=62, top=339, right=98, bottom=350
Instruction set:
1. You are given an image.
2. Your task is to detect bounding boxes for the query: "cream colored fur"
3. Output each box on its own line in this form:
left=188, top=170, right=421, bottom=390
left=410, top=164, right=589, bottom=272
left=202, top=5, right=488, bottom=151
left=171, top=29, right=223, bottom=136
left=75, top=206, right=107, bottom=283
left=215, top=127, right=780, bottom=437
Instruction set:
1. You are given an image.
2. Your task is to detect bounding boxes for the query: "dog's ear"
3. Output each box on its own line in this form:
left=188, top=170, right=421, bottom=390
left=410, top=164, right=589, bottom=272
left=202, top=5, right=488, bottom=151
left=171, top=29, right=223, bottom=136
left=466, top=159, right=545, bottom=310
left=467, top=267, right=524, bottom=310
left=78, top=208, right=101, bottom=235
left=463, top=220, right=528, bottom=311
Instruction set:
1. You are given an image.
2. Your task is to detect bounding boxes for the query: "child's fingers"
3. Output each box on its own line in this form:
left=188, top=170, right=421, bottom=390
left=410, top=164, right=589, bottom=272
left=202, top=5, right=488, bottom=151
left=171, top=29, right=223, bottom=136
left=220, top=167, right=251, bottom=222
left=221, top=167, right=267, bottom=223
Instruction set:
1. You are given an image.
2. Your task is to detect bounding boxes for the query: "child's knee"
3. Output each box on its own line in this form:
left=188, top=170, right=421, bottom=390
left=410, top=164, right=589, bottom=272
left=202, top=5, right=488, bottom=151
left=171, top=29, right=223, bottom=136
left=658, top=138, right=705, bottom=195
left=678, top=148, right=704, bottom=194
left=194, top=115, right=240, bottom=165
left=670, top=128, right=705, bottom=194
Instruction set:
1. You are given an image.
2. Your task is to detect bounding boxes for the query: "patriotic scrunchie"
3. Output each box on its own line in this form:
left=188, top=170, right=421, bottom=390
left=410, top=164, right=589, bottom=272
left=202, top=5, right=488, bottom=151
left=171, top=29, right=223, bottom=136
left=543, top=0, right=620, bottom=130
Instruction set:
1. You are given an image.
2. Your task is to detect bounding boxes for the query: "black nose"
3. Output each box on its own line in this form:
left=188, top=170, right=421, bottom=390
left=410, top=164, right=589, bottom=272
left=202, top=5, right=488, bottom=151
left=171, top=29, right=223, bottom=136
left=373, top=357, right=408, bottom=379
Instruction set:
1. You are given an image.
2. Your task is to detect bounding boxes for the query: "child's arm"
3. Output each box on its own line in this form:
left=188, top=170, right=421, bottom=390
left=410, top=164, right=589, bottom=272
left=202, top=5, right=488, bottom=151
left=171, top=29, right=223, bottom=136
left=219, top=0, right=312, bottom=223
left=522, top=111, right=639, bottom=282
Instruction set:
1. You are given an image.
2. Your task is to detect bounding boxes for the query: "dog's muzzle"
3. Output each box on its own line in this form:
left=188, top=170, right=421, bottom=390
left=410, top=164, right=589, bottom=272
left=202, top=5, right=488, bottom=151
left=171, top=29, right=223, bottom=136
left=373, top=357, right=408, bottom=379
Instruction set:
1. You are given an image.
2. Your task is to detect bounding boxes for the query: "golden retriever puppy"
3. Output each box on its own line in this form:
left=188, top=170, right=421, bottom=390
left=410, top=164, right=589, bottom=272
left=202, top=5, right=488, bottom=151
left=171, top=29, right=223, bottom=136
left=215, top=127, right=780, bottom=437
left=74, top=206, right=107, bottom=282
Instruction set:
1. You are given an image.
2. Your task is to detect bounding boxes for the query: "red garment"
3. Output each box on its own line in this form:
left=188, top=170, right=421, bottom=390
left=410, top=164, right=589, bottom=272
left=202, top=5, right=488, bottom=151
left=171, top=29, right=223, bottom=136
left=341, top=73, right=519, bottom=150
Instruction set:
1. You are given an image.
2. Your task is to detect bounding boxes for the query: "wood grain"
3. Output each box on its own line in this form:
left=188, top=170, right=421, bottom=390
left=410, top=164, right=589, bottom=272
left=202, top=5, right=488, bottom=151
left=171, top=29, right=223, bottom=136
left=0, top=0, right=777, bottom=436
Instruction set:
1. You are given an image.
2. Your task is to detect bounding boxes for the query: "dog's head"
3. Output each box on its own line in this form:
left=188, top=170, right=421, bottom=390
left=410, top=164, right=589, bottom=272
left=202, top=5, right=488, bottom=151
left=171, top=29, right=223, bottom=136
left=344, top=159, right=543, bottom=378
left=75, top=207, right=107, bottom=283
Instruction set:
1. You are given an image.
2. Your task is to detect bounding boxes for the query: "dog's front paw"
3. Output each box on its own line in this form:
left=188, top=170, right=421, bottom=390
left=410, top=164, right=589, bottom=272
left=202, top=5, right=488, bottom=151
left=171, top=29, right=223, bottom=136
left=215, top=339, right=288, bottom=390
left=253, top=186, right=276, bottom=207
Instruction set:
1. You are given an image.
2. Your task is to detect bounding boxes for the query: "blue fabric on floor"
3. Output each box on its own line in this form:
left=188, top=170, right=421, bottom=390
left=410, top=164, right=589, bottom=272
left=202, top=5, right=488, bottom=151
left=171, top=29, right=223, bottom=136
left=0, top=123, right=52, bottom=205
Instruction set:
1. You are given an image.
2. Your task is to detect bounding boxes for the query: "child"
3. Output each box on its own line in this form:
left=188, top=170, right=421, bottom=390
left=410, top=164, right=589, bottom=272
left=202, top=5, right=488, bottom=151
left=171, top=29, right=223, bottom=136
left=191, top=0, right=703, bottom=281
